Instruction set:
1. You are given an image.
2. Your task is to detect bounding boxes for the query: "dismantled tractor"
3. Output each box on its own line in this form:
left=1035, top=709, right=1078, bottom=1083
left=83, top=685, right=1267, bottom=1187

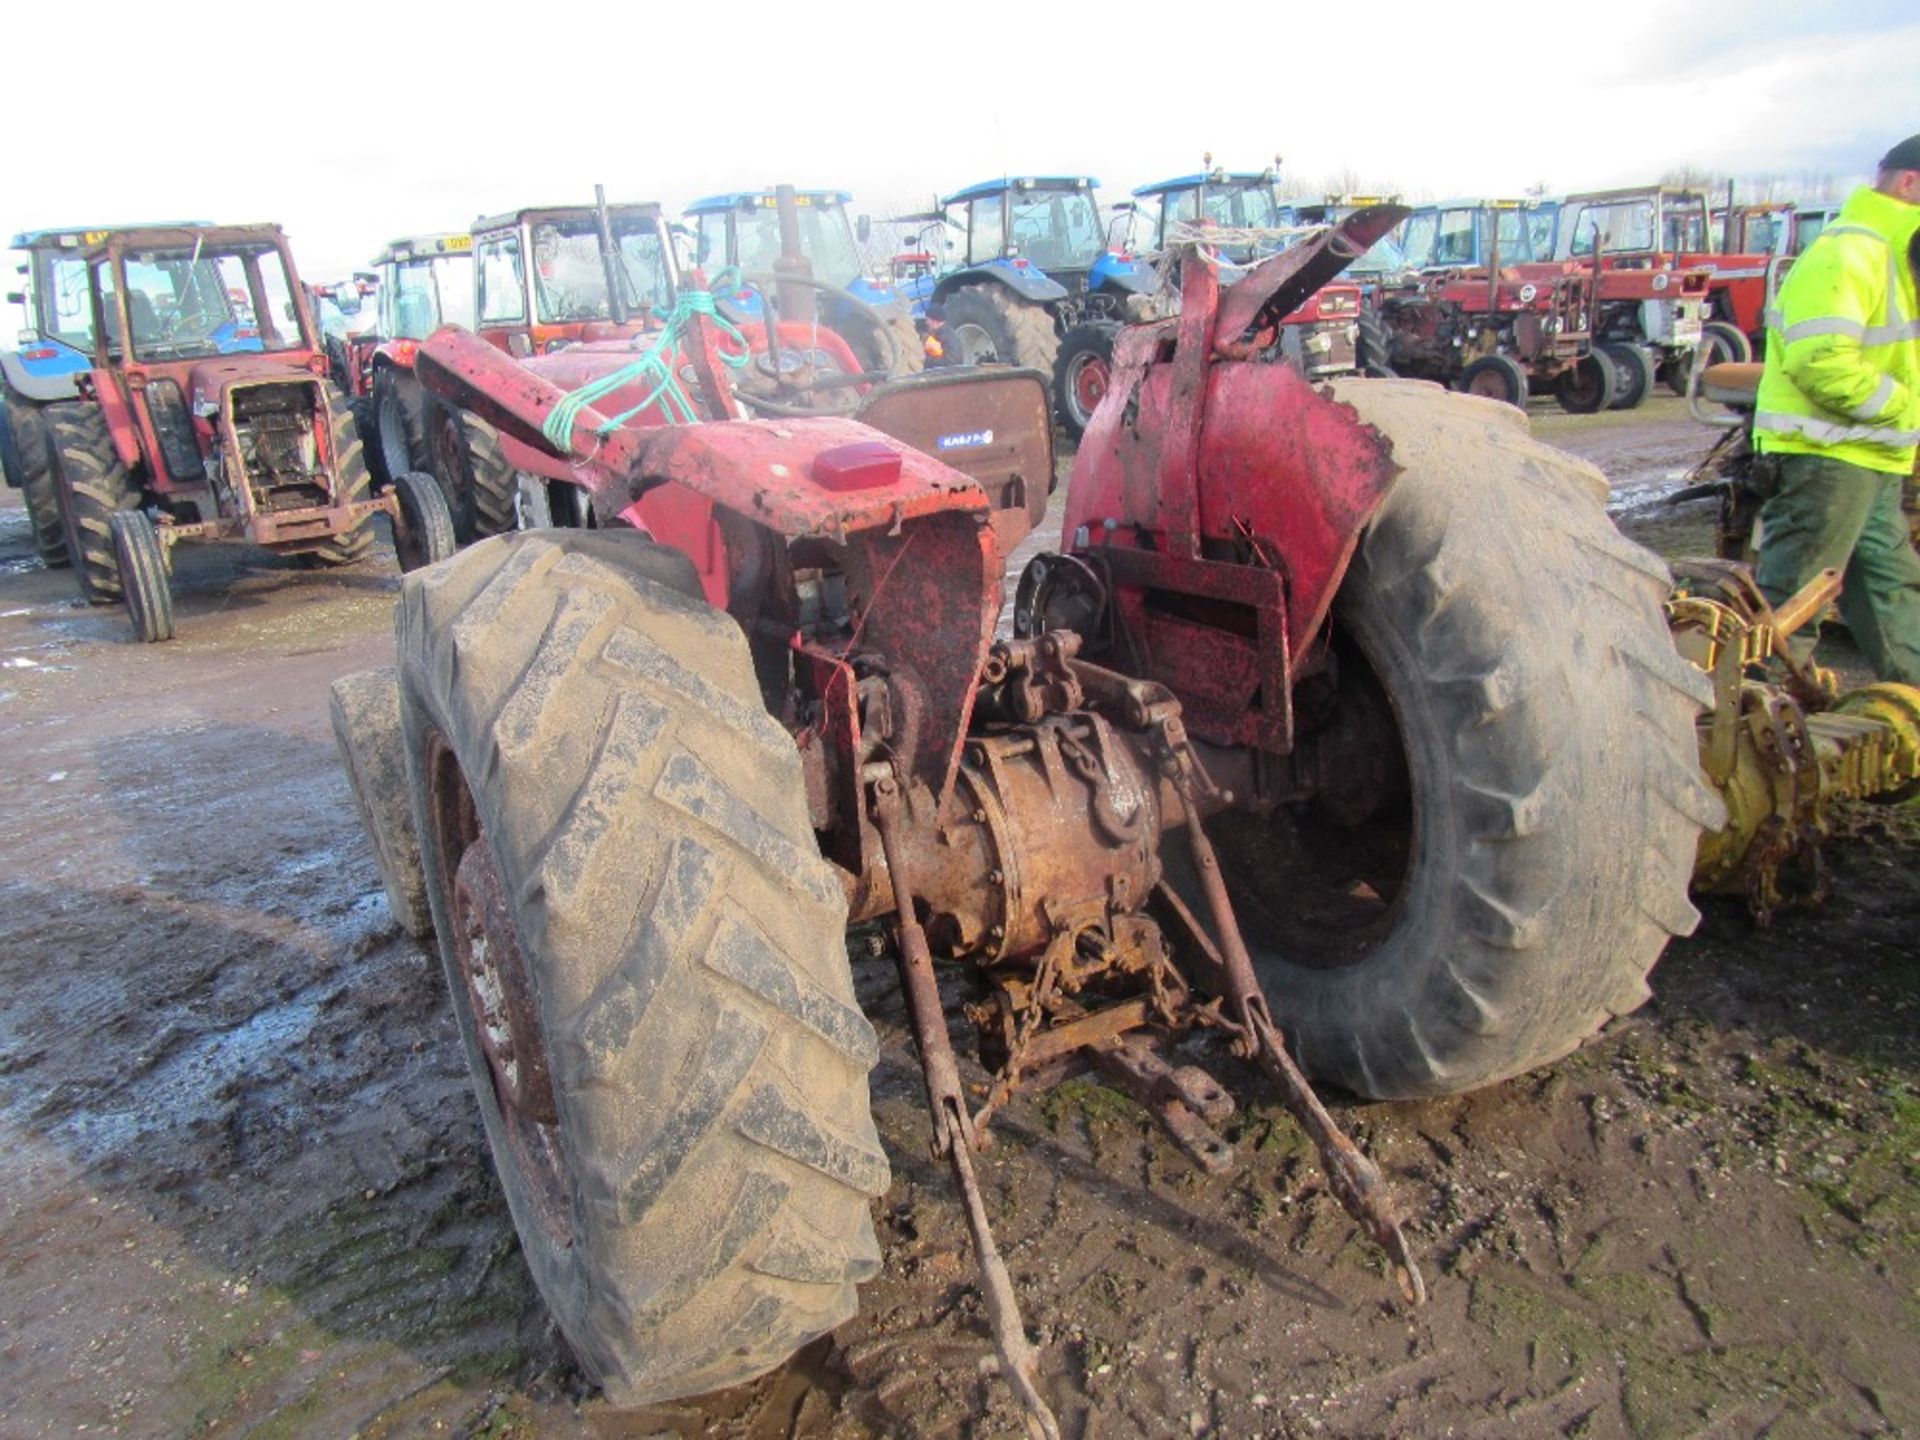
left=41, top=224, right=453, bottom=641
left=331, top=207, right=1771, bottom=1431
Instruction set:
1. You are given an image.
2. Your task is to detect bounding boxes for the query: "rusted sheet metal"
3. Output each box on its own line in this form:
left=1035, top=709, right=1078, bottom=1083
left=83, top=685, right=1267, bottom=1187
left=1212, top=204, right=1409, bottom=344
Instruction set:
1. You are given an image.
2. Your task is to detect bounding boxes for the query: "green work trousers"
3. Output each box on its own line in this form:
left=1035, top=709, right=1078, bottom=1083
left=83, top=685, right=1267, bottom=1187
left=1753, top=453, right=1920, bottom=685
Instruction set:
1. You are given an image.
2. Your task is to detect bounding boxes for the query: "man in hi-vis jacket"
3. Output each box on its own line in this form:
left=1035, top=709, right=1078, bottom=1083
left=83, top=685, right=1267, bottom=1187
left=1753, top=133, right=1920, bottom=684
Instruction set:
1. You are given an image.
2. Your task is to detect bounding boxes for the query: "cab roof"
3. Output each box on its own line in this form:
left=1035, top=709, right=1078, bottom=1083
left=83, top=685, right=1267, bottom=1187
left=373, top=233, right=472, bottom=265
left=1132, top=171, right=1275, bottom=198
left=11, top=221, right=214, bottom=249
left=942, top=176, right=1097, bottom=206
left=685, top=190, right=852, bottom=213
left=471, top=202, right=664, bottom=234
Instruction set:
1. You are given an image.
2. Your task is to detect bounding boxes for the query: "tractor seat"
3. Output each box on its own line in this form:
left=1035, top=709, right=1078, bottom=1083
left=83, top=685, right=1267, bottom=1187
left=1701, top=362, right=1763, bottom=407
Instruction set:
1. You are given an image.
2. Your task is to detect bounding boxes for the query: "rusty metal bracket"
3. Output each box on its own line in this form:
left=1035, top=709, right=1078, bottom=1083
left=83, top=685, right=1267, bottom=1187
left=1146, top=719, right=1426, bottom=1307
left=870, top=778, right=1061, bottom=1440
left=1093, top=1038, right=1236, bottom=1175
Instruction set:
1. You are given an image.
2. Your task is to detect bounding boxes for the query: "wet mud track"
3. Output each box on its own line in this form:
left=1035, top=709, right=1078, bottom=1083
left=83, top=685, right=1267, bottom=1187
left=0, top=395, right=1913, bottom=1439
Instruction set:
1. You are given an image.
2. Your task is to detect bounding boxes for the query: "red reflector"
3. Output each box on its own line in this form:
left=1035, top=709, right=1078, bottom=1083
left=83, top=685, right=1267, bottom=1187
left=812, top=441, right=901, bottom=491
left=22, top=347, right=57, bottom=361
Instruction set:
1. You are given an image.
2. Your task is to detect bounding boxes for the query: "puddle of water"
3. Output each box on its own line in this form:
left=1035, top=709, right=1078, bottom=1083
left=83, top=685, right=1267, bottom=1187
left=55, top=996, right=324, bottom=1156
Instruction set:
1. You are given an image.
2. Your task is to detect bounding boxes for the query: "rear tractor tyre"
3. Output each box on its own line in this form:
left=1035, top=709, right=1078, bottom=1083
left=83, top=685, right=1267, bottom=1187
left=1220, top=378, right=1723, bottom=1100
left=3, top=395, right=69, bottom=567
left=1055, top=322, right=1119, bottom=440
left=45, top=400, right=142, bottom=605
left=392, top=470, right=457, bottom=572
left=428, top=397, right=517, bottom=544
left=940, top=284, right=1060, bottom=379
left=397, top=530, right=888, bottom=1404
left=1552, top=351, right=1617, bottom=414
left=330, top=668, right=431, bottom=939
left=304, top=391, right=378, bottom=567
left=847, top=307, right=927, bottom=378
left=1600, top=342, right=1654, bottom=410
left=1456, top=353, right=1528, bottom=408
left=108, top=510, right=173, bottom=643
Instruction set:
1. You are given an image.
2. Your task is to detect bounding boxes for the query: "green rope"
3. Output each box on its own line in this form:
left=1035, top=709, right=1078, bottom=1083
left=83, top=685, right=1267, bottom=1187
left=540, top=267, right=753, bottom=447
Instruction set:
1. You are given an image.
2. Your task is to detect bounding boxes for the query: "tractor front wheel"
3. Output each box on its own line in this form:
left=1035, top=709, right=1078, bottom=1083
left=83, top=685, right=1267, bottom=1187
left=1552, top=352, right=1617, bottom=414
left=45, top=401, right=142, bottom=605
left=1457, top=353, right=1528, bottom=408
left=1219, top=378, right=1721, bottom=1100
left=1600, top=342, right=1654, bottom=410
left=1055, top=323, right=1119, bottom=440
left=428, top=398, right=516, bottom=544
left=396, top=530, right=888, bottom=1404
left=1700, top=319, right=1752, bottom=366
left=391, top=469, right=457, bottom=572
left=109, top=510, right=173, bottom=643
left=331, top=668, right=431, bottom=939
left=303, top=390, right=378, bottom=567
left=372, top=365, right=428, bottom=487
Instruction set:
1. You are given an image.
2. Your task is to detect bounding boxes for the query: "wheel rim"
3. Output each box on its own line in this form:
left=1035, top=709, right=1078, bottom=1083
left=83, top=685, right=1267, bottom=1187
left=1466, top=366, right=1512, bottom=401
left=952, top=321, right=996, bottom=364
left=1561, top=358, right=1606, bottom=409
left=1068, top=351, right=1110, bottom=428
left=377, top=389, right=412, bottom=481
left=425, top=732, right=573, bottom=1250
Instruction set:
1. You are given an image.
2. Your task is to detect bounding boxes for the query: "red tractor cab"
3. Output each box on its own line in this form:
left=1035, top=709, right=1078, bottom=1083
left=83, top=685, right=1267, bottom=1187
left=1378, top=199, right=1604, bottom=410
left=1554, top=193, right=1717, bottom=400
left=1554, top=186, right=1772, bottom=363
left=41, top=223, right=451, bottom=640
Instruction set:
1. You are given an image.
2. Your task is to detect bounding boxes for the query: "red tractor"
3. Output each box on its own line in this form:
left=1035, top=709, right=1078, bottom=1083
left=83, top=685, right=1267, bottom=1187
left=41, top=223, right=452, bottom=641
left=1555, top=185, right=1773, bottom=364
left=1378, top=199, right=1608, bottom=410
left=330, top=208, right=1744, bottom=1428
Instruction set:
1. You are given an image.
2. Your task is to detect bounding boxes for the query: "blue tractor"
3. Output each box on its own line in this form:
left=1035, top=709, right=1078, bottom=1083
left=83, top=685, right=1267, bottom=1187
left=684, top=187, right=924, bottom=377
left=3, top=228, right=113, bottom=567
left=919, top=176, right=1159, bottom=437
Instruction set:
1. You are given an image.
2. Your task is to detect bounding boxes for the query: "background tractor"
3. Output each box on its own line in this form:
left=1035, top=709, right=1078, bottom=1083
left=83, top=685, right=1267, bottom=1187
left=1553, top=195, right=1715, bottom=402
left=1553, top=185, right=1774, bottom=363
left=911, top=175, right=1159, bottom=430
left=4, top=225, right=210, bottom=567
left=1378, top=199, right=1606, bottom=410
left=684, top=186, right=924, bottom=380
left=40, top=223, right=452, bottom=641
left=327, top=207, right=1920, bottom=1430
left=347, top=232, right=474, bottom=490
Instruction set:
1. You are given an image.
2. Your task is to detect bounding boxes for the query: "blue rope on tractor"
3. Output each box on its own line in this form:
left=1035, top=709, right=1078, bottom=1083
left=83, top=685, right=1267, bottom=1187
left=540, top=268, right=754, bottom=446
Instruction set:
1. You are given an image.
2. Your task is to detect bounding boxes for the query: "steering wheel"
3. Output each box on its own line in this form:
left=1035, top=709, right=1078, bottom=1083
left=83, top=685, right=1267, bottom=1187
left=728, top=270, right=906, bottom=416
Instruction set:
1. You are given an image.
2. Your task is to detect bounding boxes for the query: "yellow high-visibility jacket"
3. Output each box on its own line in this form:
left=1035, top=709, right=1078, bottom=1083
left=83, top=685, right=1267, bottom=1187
left=1755, top=185, right=1920, bottom=476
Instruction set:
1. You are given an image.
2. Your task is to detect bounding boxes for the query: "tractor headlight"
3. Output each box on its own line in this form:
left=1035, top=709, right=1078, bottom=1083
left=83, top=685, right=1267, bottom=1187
left=1653, top=272, right=1670, bottom=291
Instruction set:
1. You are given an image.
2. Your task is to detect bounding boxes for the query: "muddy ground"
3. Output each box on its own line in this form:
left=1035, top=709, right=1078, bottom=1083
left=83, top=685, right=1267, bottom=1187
left=0, top=392, right=1914, bottom=1439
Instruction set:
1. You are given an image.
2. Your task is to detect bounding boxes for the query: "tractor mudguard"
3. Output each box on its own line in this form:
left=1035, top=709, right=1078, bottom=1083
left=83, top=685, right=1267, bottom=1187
left=0, top=346, right=89, bottom=403
left=932, top=260, right=1070, bottom=307
left=1090, top=252, right=1157, bottom=296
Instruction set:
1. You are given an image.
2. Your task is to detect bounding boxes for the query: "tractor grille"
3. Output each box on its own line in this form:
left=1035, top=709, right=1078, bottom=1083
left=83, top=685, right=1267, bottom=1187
left=144, top=380, right=206, bottom=481
left=232, top=385, right=330, bottom=513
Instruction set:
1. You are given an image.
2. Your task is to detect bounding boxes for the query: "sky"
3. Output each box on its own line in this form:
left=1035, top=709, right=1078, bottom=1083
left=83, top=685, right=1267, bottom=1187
left=5, top=0, right=1917, bottom=283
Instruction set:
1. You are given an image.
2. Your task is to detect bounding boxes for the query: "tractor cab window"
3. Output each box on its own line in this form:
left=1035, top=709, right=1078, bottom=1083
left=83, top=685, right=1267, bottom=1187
left=718, top=200, right=865, bottom=291
left=115, top=245, right=293, bottom=360
left=1009, top=189, right=1102, bottom=272
left=965, top=197, right=1005, bottom=265
left=526, top=216, right=672, bottom=324
left=32, top=252, right=95, bottom=351
left=694, top=214, right=729, bottom=272
left=476, top=233, right=527, bottom=327
left=384, top=254, right=473, bottom=341
left=1487, top=209, right=1543, bottom=263
left=1560, top=202, right=1656, bottom=258
left=92, top=260, right=121, bottom=357
left=1203, top=186, right=1280, bottom=229
left=1399, top=212, right=1439, bottom=269
left=1430, top=210, right=1479, bottom=266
